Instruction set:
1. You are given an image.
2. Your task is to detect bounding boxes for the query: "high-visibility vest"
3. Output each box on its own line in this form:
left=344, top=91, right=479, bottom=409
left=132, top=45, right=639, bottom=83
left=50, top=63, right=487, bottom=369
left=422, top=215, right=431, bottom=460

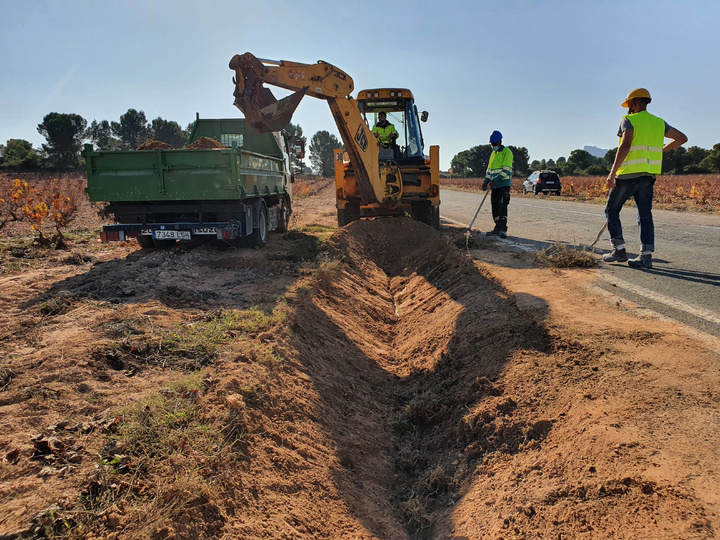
left=372, top=123, right=398, bottom=144
left=616, top=111, right=665, bottom=176
left=485, top=146, right=514, bottom=188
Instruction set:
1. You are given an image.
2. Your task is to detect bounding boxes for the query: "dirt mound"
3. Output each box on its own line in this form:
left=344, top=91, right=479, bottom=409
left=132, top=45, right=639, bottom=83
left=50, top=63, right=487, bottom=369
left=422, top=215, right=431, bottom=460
left=185, top=137, right=228, bottom=150
left=136, top=139, right=174, bottom=150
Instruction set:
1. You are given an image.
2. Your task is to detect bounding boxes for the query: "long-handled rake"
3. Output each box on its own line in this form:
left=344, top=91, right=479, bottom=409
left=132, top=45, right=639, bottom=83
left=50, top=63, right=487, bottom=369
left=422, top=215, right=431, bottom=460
left=467, top=187, right=490, bottom=232
left=590, top=222, right=608, bottom=249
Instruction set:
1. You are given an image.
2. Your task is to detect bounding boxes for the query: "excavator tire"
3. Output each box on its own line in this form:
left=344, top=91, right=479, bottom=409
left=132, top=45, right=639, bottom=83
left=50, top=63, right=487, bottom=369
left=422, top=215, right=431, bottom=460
left=431, top=206, right=440, bottom=230
left=337, top=202, right=360, bottom=227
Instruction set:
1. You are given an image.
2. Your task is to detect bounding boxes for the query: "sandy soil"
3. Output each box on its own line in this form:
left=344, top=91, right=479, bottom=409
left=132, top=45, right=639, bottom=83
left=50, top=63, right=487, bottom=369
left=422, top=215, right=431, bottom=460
left=1, top=176, right=719, bottom=539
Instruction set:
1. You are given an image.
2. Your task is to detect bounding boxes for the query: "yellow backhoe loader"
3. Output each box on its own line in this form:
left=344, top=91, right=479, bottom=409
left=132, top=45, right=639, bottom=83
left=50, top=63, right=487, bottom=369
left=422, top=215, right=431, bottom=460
left=229, top=52, right=440, bottom=228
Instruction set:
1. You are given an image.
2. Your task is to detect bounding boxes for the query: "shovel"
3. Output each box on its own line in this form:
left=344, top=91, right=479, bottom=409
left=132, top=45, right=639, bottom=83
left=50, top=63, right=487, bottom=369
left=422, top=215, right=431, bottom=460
left=467, top=187, right=490, bottom=232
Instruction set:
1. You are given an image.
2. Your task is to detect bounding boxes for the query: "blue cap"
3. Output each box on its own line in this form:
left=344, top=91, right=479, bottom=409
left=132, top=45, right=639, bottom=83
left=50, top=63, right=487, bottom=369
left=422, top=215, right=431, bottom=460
left=489, top=130, right=503, bottom=144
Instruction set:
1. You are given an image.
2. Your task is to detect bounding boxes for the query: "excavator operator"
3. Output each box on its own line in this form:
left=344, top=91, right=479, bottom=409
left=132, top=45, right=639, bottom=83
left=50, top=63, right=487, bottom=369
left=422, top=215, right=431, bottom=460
left=372, top=112, right=399, bottom=149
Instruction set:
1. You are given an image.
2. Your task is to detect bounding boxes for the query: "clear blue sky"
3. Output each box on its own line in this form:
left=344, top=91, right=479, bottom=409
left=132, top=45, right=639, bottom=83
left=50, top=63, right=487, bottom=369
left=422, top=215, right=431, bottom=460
left=1, top=0, right=719, bottom=171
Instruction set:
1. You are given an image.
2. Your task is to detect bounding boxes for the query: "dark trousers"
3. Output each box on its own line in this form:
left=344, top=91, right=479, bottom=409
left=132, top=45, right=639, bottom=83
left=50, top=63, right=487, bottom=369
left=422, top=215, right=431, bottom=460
left=490, top=186, right=511, bottom=232
left=604, top=175, right=655, bottom=251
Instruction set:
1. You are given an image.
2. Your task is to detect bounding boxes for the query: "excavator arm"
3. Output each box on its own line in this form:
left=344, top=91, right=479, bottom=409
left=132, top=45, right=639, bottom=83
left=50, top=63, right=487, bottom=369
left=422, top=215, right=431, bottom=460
left=229, top=52, right=392, bottom=205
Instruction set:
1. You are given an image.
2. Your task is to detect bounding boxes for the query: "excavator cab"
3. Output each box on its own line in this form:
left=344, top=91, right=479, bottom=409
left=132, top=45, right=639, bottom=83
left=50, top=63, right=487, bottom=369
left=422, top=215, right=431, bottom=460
left=357, top=89, right=428, bottom=163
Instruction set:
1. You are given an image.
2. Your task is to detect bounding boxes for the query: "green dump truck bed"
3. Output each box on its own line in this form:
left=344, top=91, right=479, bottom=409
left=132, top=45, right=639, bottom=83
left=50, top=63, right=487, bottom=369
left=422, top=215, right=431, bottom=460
left=83, top=118, right=293, bottom=249
left=84, top=118, right=289, bottom=203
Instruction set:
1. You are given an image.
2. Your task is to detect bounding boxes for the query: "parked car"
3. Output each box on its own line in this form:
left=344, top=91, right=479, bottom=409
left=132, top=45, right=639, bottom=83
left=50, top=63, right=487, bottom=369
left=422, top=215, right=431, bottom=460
left=522, top=170, right=562, bottom=195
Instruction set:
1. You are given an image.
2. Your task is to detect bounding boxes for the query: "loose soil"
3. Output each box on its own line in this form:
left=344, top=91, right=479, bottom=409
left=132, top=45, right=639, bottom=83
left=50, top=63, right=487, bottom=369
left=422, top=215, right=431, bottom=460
left=137, top=140, right=174, bottom=150
left=185, top=138, right=228, bottom=150
left=1, top=176, right=719, bottom=539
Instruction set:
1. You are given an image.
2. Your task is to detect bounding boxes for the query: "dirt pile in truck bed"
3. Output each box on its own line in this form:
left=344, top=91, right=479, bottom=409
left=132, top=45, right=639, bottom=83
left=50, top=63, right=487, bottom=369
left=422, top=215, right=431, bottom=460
left=136, top=139, right=174, bottom=150
left=185, top=137, right=228, bottom=149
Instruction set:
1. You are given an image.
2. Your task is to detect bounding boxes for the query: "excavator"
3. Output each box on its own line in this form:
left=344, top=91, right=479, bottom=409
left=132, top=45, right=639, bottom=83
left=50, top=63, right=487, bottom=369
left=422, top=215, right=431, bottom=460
left=229, top=52, right=440, bottom=228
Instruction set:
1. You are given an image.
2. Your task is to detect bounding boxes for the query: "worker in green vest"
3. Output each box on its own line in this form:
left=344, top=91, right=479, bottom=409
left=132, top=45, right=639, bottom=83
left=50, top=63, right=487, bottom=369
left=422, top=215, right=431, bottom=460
left=602, top=88, right=687, bottom=268
left=372, top=112, right=399, bottom=147
left=483, top=130, right=514, bottom=238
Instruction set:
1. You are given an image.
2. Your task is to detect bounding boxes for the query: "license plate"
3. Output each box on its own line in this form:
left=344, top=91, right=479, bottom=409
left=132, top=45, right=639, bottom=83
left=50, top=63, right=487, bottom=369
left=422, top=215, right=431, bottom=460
left=192, top=227, right=217, bottom=235
left=152, top=230, right=191, bottom=240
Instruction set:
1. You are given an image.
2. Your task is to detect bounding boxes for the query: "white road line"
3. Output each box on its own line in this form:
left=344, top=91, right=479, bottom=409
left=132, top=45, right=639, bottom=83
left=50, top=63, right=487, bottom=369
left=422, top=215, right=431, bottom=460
left=601, top=274, right=720, bottom=326
left=690, top=225, right=720, bottom=231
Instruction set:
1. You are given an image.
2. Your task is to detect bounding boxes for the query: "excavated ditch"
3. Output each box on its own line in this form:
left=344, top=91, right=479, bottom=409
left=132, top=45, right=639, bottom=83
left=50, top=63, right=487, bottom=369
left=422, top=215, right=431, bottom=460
left=288, top=218, right=553, bottom=538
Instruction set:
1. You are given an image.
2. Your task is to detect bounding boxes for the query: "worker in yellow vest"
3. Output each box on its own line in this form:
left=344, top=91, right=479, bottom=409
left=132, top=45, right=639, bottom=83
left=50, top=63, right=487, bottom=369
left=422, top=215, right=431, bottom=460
left=602, top=88, right=687, bottom=268
left=483, top=130, right=513, bottom=238
left=372, top=112, right=399, bottom=146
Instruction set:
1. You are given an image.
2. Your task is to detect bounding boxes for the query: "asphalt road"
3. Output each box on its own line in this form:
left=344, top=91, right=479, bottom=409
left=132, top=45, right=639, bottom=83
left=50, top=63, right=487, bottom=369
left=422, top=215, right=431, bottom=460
left=441, top=189, right=720, bottom=339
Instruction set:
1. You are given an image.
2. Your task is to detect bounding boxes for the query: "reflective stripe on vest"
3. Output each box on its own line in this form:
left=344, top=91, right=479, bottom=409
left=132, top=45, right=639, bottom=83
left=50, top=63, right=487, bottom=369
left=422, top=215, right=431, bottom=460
left=616, top=111, right=665, bottom=176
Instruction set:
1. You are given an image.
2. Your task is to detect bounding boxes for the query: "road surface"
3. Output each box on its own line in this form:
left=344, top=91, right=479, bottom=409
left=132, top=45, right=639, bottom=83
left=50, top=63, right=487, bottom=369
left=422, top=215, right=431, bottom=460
left=441, top=189, right=720, bottom=339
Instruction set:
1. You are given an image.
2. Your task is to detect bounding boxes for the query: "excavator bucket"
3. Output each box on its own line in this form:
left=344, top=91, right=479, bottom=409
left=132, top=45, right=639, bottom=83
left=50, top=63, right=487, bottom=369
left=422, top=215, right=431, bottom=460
left=231, top=57, right=307, bottom=132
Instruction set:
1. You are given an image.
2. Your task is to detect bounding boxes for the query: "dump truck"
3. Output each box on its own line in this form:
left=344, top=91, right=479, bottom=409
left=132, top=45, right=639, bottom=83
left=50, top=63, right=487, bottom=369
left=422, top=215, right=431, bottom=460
left=229, top=53, right=440, bottom=228
left=83, top=117, right=295, bottom=248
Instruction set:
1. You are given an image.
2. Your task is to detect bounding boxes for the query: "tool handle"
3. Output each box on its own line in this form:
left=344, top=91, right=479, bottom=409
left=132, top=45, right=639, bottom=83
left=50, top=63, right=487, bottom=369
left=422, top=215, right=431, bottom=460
left=467, top=188, right=490, bottom=231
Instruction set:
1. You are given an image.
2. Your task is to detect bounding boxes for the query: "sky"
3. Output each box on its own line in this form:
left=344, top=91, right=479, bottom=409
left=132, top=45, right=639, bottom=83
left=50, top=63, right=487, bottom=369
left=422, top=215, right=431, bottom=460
left=1, top=0, right=719, bottom=171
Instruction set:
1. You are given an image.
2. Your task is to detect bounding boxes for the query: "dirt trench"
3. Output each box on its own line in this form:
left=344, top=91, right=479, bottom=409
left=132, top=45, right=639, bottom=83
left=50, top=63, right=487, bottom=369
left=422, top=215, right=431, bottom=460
left=286, top=219, right=553, bottom=537
left=2, top=186, right=718, bottom=539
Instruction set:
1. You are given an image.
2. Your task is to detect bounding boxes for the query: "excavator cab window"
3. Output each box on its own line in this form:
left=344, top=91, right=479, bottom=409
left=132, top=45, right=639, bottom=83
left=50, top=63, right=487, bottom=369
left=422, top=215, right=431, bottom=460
left=363, top=100, right=424, bottom=161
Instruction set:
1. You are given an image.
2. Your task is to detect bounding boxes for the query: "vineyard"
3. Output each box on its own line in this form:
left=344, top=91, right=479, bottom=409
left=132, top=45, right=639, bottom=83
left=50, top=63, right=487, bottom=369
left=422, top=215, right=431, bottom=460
left=441, top=174, right=720, bottom=212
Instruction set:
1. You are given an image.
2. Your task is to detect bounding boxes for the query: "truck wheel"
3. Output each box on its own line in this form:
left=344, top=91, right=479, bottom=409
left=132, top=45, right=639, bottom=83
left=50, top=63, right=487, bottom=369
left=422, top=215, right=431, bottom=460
left=137, top=235, right=154, bottom=248
left=249, top=204, right=268, bottom=248
left=276, top=200, right=291, bottom=233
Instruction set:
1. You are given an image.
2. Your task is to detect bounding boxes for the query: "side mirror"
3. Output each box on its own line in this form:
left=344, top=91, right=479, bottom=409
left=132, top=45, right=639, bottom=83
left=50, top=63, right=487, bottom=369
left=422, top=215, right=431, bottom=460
left=421, top=111, right=429, bottom=122
left=295, top=143, right=305, bottom=159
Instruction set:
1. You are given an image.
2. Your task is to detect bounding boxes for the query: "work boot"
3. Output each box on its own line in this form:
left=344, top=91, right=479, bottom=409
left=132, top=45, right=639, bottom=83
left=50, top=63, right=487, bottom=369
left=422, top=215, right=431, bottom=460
left=602, top=248, right=628, bottom=263
left=628, top=254, right=653, bottom=269
left=486, top=230, right=500, bottom=236
left=499, top=231, right=507, bottom=238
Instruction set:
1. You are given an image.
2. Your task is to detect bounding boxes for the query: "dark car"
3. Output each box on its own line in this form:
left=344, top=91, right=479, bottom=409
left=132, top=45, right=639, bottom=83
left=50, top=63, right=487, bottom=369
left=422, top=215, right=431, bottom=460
left=522, top=170, right=562, bottom=195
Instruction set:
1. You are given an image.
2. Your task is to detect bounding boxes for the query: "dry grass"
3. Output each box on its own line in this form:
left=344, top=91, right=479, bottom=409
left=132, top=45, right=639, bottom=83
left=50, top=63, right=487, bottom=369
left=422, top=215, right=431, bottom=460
left=534, top=243, right=599, bottom=268
left=441, top=174, right=720, bottom=212
left=292, top=175, right=334, bottom=199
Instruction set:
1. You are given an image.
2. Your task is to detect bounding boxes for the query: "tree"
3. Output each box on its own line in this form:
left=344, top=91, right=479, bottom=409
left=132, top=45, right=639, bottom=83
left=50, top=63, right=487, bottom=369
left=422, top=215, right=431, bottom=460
left=450, top=145, right=492, bottom=177
left=700, top=143, right=720, bottom=173
left=508, top=146, right=529, bottom=176
left=603, top=148, right=617, bottom=168
left=112, top=109, right=149, bottom=149
left=85, top=120, right=120, bottom=150
left=0, top=139, right=43, bottom=168
left=309, top=130, right=342, bottom=177
left=683, top=146, right=710, bottom=173
left=662, top=146, right=688, bottom=174
left=37, top=112, right=87, bottom=168
left=285, top=122, right=307, bottom=173
left=149, top=117, right=188, bottom=148
left=567, top=149, right=596, bottom=172
left=585, top=163, right=610, bottom=175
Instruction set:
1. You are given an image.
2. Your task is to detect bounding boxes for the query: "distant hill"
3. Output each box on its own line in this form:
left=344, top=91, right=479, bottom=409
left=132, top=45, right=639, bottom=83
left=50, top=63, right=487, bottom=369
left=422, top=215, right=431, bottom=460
left=584, top=146, right=608, bottom=158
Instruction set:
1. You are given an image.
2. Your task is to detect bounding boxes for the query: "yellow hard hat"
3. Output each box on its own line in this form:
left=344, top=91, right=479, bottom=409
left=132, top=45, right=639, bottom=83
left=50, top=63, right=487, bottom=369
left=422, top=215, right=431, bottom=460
left=622, top=88, right=652, bottom=108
